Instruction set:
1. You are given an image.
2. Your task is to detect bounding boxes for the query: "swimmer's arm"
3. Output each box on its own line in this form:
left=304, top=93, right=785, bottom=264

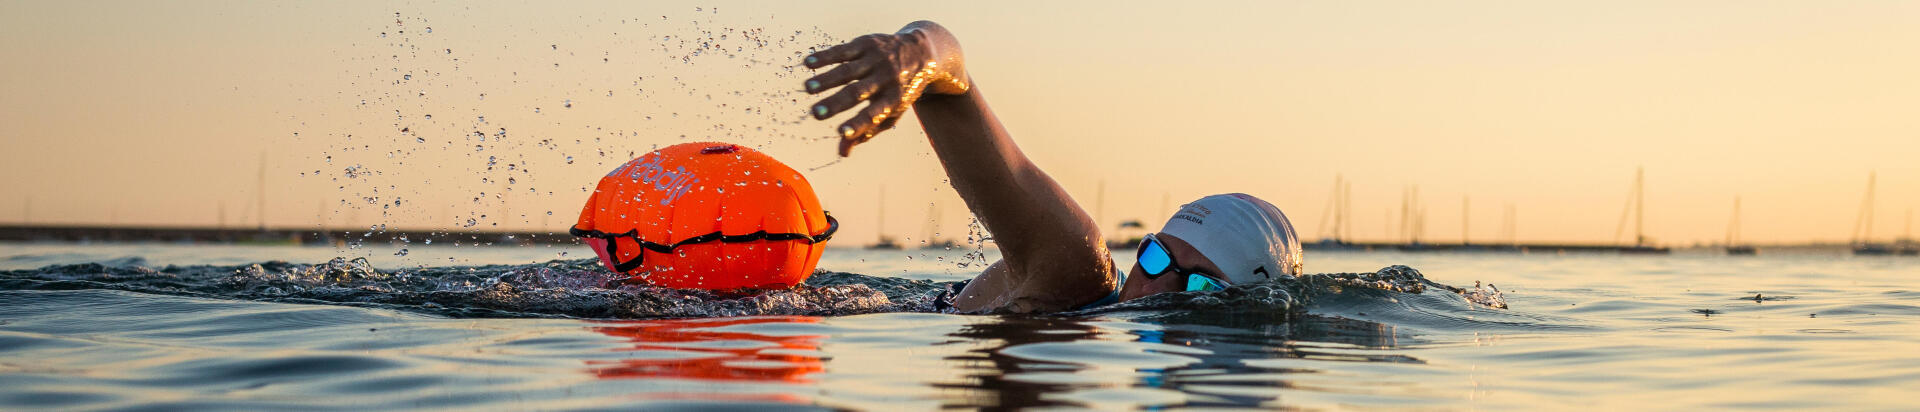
left=917, top=82, right=1114, bottom=313
left=805, top=21, right=1112, bottom=312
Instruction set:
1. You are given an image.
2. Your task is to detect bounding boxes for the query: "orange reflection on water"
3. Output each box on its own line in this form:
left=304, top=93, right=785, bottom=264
left=588, top=316, right=827, bottom=384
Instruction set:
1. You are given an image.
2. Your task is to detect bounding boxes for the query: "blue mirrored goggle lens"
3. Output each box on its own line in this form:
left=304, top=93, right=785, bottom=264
left=1185, top=274, right=1227, bottom=292
left=1138, top=238, right=1172, bottom=276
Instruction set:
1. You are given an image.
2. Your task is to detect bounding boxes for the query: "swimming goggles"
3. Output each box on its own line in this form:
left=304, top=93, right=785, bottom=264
left=1136, top=233, right=1229, bottom=292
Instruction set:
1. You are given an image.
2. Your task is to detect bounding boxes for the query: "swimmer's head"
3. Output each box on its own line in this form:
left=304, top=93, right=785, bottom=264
left=1119, top=193, right=1301, bottom=300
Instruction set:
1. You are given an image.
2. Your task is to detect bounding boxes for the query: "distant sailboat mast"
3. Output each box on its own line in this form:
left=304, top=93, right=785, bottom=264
left=1614, top=167, right=1668, bottom=253
left=1636, top=168, right=1646, bottom=246
left=1614, top=167, right=1651, bottom=247
left=1853, top=171, right=1877, bottom=246
left=1725, top=196, right=1756, bottom=255
left=867, top=185, right=902, bottom=250
left=1319, top=175, right=1342, bottom=242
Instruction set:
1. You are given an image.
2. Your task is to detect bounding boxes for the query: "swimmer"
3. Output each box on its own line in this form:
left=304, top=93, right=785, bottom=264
left=804, top=21, right=1301, bottom=313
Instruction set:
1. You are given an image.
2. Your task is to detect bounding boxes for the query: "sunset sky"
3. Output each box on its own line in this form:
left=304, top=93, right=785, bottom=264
left=3, top=1, right=1917, bottom=245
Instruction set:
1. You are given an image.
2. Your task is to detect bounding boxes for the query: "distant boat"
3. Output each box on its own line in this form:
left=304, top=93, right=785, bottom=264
left=1315, top=175, right=1356, bottom=248
left=868, top=236, right=902, bottom=250
left=1106, top=219, right=1146, bottom=250
left=867, top=186, right=902, bottom=250
left=1725, top=196, right=1756, bottom=255
left=1619, top=245, right=1670, bottom=254
left=1614, top=167, right=1671, bottom=254
left=1311, top=238, right=1361, bottom=251
left=1855, top=244, right=1894, bottom=256
left=1850, top=172, right=1899, bottom=256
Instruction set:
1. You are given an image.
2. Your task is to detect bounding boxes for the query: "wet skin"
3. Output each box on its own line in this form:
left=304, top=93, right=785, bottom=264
left=804, top=21, right=1114, bottom=313
left=802, top=22, right=970, bottom=156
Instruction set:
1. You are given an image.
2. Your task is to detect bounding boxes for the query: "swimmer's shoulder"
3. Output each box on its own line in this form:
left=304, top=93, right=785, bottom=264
left=1074, top=266, right=1123, bottom=310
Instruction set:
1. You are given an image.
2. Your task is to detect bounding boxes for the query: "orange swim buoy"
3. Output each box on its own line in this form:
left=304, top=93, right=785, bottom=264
left=571, top=142, right=836, bottom=290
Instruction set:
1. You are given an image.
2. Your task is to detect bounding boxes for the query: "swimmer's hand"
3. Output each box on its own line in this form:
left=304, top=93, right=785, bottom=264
left=804, top=20, right=970, bottom=157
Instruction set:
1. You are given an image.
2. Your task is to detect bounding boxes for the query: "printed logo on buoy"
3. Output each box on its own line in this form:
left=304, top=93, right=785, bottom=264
left=605, top=154, right=700, bottom=206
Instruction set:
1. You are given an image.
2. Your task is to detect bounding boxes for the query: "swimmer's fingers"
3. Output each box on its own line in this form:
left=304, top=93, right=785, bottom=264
left=803, top=35, right=876, bottom=69
left=835, top=116, right=900, bottom=157
left=809, top=76, right=885, bottom=120
left=837, top=132, right=867, bottom=157
left=835, top=93, right=905, bottom=156
left=804, top=60, right=872, bottom=95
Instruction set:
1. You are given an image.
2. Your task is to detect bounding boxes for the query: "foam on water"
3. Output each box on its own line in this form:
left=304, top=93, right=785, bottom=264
left=0, top=257, right=1499, bottom=321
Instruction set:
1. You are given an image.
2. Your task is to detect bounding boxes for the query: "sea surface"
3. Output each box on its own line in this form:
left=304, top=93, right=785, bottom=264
left=2, top=242, right=1917, bottom=410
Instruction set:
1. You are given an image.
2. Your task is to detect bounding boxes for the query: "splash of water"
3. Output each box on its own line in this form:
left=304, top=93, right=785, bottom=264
left=307, top=8, right=844, bottom=239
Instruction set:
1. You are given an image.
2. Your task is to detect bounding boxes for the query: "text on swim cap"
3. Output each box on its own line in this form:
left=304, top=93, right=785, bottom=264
left=606, top=154, right=700, bottom=206
left=1172, top=203, right=1213, bottom=225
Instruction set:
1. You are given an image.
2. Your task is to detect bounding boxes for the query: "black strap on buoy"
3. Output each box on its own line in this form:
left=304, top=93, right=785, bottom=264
left=570, top=211, right=839, bottom=273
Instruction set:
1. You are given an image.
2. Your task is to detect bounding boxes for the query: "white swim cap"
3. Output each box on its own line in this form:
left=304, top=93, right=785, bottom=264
left=1159, top=193, right=1302, bottom=284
